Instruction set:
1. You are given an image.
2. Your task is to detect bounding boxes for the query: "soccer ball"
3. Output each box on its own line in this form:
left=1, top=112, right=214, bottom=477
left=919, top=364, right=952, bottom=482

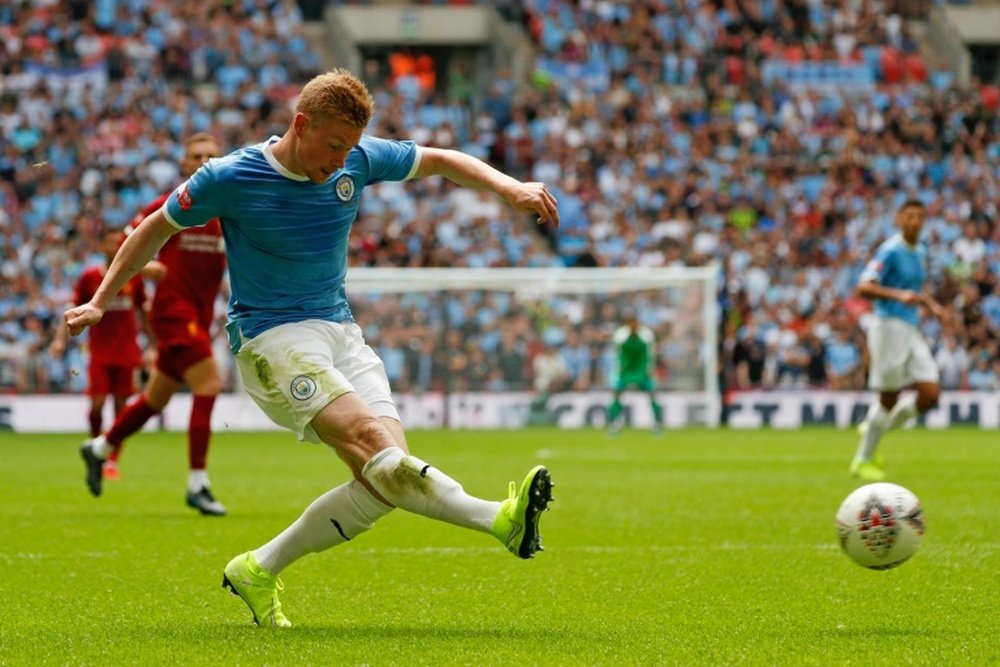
left=835, top=482, right=925, bottom=570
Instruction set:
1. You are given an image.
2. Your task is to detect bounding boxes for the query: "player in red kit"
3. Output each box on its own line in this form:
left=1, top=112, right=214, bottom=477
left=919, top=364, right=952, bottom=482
left=80, top=133, right=229, bottom=516
left=52, top=227, right=147, bottom=437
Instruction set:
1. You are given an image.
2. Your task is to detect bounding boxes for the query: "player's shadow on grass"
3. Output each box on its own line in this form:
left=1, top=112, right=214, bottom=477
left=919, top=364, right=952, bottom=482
left=214, top=624, right=602, bottom=642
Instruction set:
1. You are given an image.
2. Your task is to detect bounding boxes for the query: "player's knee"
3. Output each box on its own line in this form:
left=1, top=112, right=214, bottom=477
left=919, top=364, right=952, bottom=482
left=343, top=415, right=394, bottom=457
left=917, top=387, right=940, bottom=412
left=193, top=375, right=222, bottom=397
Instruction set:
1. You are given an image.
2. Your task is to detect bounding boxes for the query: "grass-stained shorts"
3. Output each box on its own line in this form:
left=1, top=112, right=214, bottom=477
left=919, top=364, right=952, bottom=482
left=235, top=320, right=398, bottom=443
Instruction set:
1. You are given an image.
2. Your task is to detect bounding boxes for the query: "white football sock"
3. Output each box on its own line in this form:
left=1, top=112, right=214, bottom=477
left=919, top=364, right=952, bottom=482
left=362, top=446, right=501, bottom=534
left=886, top=393, right=918, bottom=431
left=254, top=479, right=392, bottom=575
left=855, top=402, right=889, bottom=462
left=188, top=469, right=209, bottom=493
left=90, top=434, right=111, bottom=459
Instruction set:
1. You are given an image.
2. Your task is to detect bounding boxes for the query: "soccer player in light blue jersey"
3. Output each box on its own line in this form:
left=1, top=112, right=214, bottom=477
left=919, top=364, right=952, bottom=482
left=851, top=200, right=946, bottom=482
left=65, top=70, right=558, bottom=627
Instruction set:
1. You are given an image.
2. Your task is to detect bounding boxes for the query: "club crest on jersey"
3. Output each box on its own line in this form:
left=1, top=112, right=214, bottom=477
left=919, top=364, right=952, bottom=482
left=290, top=375, right=317, bottom=401
left=335, top=175, right=355, bottom=202
left=178, top=184, right=194, bottom=211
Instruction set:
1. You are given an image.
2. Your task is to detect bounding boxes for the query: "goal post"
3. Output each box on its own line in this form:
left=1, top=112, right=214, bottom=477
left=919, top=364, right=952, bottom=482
left=345, top=266, right=721, bottom=429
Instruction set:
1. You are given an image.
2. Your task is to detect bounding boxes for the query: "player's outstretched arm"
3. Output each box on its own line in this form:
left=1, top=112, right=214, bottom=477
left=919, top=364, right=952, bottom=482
left=856, top=280, right=921, bottom=305
left=413, top=147, right=560, bottom=228
left=64, top=210, right=179, bottom=336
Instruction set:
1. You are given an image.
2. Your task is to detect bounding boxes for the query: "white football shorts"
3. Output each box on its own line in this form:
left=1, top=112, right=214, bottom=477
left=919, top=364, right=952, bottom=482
left=235, top=319, right=399, bottom=444
left=866, top=316, right=939, bottom=391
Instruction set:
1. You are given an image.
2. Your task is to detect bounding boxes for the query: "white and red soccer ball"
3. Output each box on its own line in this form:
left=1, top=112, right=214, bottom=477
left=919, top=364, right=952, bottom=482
left=836, top=483, right=925, bottom=570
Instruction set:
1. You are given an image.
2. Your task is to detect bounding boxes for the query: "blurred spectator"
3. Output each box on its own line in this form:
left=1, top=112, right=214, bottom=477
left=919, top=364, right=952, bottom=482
left=532, top=341, right=571, bottom=395
left=825, top=328, right=863, bottom=390
left=935, top=336, right=969, bottom=390
left=967, top=353, right=999, bottom=391
left=733, top=325, right=767, bottom=389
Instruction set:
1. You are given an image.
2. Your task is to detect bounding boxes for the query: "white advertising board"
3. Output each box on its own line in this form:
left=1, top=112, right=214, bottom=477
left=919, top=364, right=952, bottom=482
left=1, top=391, right=996, bottom=433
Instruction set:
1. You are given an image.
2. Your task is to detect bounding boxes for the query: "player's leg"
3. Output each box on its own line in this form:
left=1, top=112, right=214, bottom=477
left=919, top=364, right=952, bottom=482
left=643, top=377, right=663, bottom=434
left=345, top=324, right=551, bottom=549
left=251, top=415, right=409, bottom=575
left=888, top=334, right=940, bottom=428
left=88, top=395, right=106, bottom=438
left=79, top=362, right=114, bottom=495
left=103, top=367, right=137, bottom=479
left=607, top=378, right=625, bottom=434
left=80, top=368, right=180, bottom=497
left=334, top=327, right=552, bottom=555
left=647, top=392, right=664, bottom=435
left=852, top=319, right=906, bottom=480
left=311, top=393, right=500, bottom=528
left=112, top=392, right=128, bottom=416
left=88, top=369, right=179, bottom=456
left=312, top=394, right=552, bottom=557
left=913, top=381, right=940, bottom=412
left=85, top=359, right=110, bottom=437
left=875, top=329, right=941, bottom=433
left=228, top=417, right=407, bottom=628
left=180, top=352, right=226, bottom=515
left=852, top=390, right=896, bottom=482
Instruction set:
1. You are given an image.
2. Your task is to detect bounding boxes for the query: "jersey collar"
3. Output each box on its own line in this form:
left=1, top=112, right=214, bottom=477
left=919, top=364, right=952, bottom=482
left=262, top=137, right=309, bottom=182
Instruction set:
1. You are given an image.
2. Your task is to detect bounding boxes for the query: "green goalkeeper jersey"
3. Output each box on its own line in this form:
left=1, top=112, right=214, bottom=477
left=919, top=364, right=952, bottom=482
left=611, top=325, right=656, bottom=381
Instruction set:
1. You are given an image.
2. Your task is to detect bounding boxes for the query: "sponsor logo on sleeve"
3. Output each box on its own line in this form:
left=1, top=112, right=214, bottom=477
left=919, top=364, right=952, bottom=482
left=178, top=184, right=194, bottom=211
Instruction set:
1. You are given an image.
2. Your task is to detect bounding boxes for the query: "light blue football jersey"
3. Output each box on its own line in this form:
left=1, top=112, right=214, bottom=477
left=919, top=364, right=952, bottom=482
left=163, top=135, right=419, bottom=351
left=859, top=234, right=927, bottom=327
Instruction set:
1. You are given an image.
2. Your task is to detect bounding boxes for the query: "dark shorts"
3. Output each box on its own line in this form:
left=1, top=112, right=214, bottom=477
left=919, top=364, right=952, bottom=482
left=153, top=318, right=213, bottom=382
left=88, top=361, right=137, bottom=398
left=156, top=340, right=213, bottom=383
left=614, top=373, right=655, bottom=392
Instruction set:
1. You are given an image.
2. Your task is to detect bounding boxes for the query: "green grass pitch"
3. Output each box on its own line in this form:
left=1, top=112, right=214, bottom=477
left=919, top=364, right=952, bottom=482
left=2, top=427, right=998, bottom=665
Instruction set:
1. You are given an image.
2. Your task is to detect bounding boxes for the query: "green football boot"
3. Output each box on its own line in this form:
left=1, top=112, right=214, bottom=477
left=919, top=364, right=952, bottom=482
left=850, top=455, right=886, bottom=482
left=492, top=465, right=554, bottom=559
left=222, top=552, right=291, bottom=628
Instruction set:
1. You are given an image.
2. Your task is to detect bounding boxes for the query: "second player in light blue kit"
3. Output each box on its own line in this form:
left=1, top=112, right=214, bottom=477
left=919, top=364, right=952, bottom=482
left=851, top=199, right=946, bottom=481
left=66, top=70, right=559, bottom=627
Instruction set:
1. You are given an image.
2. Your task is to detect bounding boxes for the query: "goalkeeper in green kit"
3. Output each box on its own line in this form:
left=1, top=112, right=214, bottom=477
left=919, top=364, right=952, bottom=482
left=607, top=314, right=664, bottom=435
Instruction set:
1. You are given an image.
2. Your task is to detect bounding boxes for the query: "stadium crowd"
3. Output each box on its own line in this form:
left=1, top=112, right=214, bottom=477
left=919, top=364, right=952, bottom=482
left=1, top=0, right=999, bottom=398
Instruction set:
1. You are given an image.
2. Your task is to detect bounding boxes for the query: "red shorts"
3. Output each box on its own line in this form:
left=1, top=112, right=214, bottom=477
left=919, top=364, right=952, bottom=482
left=155, top=339, right=213, bottom=383
left=88, top=360, right=137, bottom=398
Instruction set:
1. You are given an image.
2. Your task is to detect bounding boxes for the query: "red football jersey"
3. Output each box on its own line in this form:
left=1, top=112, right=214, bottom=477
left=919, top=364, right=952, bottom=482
left=74, top=266, right=145, bottom=366
left=131, top=192, right=226, bottom=338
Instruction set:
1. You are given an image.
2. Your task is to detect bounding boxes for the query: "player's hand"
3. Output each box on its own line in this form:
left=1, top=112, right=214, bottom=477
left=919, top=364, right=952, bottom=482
left=507, top=182, right=560, bottom=228
left=898, top=290, right=921, bottom=306
left=921, top=294, right=947, bottom=320
left=64, top=303, right=104, bottom=336
left=142, top=260, right=168, bottom=282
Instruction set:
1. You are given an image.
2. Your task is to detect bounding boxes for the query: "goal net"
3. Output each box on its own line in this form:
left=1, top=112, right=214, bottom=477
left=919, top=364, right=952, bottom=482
left=345, top=266, right=720, bottom=429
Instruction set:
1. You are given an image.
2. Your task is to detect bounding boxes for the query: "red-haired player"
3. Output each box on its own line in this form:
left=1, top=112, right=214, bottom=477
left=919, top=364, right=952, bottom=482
left=82, top=133, right=228, bottom=516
